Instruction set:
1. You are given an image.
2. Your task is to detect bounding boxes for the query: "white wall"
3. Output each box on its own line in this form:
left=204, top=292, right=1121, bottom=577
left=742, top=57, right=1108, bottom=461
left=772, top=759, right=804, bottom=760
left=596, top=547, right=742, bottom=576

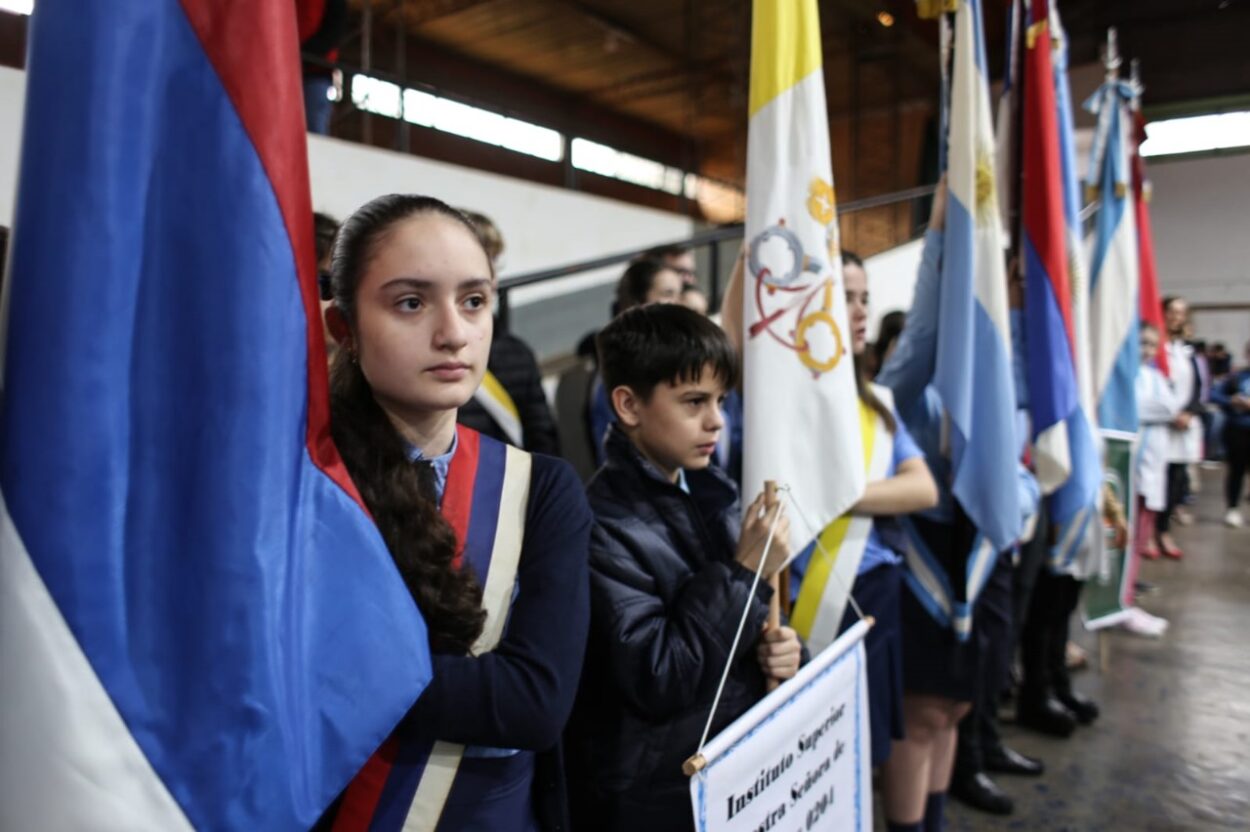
left=863, top=238, right=924, bottom=341
left=1146, top=151, right=1250, bottom=352
left=0, top=66, right=24, bottom=227
left=0, top=64, right=694, bottom=357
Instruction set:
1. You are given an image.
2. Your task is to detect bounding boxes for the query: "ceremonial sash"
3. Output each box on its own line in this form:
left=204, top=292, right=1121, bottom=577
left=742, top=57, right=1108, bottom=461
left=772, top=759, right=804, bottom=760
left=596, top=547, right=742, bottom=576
left=791, top=385, right=895, bottom=655
left=472, top=370, right=524, bottom=448
left=898, top=518, right=997, bottom=642
left=332, top=427, right=533, bottom=832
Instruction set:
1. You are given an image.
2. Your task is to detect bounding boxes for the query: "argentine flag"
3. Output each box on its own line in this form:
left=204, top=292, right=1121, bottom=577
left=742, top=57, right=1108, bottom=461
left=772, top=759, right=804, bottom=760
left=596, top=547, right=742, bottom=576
left=1086, top=75, right=1141, bottom=432
left=935, top=0, right=1021, bottom=555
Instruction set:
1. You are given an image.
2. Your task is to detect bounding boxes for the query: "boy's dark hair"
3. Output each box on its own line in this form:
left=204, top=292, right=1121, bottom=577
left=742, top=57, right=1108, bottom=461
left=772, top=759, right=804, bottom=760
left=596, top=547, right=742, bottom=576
left=841, top=249, right=864, bottom=269
left=597, top=304, right=738, bottom=403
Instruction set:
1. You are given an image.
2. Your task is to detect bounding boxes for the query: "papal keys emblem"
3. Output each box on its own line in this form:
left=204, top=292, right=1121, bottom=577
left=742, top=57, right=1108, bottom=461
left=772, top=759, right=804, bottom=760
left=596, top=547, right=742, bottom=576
left=746, top=177, right=846, bottom=377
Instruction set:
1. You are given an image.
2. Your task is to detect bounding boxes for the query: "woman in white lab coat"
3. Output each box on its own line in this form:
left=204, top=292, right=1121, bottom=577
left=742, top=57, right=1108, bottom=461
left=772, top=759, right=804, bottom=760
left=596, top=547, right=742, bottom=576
left=1134, top=324, right=1179, bottom=565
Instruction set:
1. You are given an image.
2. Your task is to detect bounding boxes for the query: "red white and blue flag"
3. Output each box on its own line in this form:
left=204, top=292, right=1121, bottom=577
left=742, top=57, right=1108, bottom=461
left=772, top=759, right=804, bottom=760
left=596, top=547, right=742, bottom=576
left=0, top=2, right=430, bottom=829
left=1021, top=0, right=1078, bottom=495
left=1131, top=102, right=1169, bottom=377
left=1024, top=2, right=1104, bottom=575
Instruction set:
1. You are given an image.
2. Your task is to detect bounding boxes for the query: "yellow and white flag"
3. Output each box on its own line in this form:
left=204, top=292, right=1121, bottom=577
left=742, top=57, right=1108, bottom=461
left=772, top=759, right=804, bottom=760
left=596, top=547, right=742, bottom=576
left=742, top=0, right=864, bottom=554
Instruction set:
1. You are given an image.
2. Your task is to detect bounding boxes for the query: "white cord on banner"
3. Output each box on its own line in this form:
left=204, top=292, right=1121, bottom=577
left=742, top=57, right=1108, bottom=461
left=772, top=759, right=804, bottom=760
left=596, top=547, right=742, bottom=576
left=693, top=485, right=789, bottom=760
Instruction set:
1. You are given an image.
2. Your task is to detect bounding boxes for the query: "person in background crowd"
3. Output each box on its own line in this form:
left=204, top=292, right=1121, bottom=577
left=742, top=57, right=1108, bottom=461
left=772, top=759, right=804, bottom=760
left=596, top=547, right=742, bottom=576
left=1123, top=323, right=1177, bottom=636
left=1206, top=342, right=1232, bottom=461
left=640, top=242, right=697, bottom=287
left=788, top=250, right=939, bottom=780
left=1213, top=339, right=1250, bottom=528
left=576, top=245, right=694, bottom=363
left=457, top=210, right=562, bottom=455
left=873, top=309, right=907, bottom=378
left=567, top=303, right=799, bottom=831
left=1192, top=340, right=1217, bottom=463
left=314, top=211, right=340, bottom=353
left=873, top=179, right=1041, bottom=832
left=679, top=283, right=709, bottom=316
left=317, top=194, right=590, bottom=831
left=586, top=258, right=687, bottom=462
left=1208, top=343, right=1232, bottom=379
left=1159, top=296, right=1203, bottom=556
left=298, top=0, right=347, bottom=135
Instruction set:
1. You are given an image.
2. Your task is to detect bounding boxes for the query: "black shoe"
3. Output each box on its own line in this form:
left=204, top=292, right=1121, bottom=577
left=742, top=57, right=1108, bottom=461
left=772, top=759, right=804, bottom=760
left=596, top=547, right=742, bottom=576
left=1057, top=689, right=1100, bottom=724
left=950, top=770, right=1014, bottom=815
left=984, top=744, right=1044, bottom=776
left=1017, top=695, right=1077, bottom=738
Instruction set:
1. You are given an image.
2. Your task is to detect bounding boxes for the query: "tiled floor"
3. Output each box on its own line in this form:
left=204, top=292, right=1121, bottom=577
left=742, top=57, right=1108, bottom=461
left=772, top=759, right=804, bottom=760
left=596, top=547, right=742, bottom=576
left=933, top=468, right=1249, bottom=831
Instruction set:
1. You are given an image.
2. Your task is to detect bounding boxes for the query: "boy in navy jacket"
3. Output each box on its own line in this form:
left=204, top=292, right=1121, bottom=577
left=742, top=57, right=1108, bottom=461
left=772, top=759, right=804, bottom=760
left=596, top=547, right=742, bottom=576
left=566, top=304, right=802, bottom=831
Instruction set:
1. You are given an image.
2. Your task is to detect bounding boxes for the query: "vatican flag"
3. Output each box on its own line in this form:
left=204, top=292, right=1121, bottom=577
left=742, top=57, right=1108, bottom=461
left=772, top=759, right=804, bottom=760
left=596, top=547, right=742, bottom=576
left=742, top=0, right=865, bottom=561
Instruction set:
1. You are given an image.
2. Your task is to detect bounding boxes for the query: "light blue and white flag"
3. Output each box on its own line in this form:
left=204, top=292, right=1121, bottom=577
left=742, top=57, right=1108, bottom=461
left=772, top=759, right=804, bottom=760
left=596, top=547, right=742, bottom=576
left=1085, top=74, right=1140, bottom=433
left=935, top=0, right=1021, bottom=556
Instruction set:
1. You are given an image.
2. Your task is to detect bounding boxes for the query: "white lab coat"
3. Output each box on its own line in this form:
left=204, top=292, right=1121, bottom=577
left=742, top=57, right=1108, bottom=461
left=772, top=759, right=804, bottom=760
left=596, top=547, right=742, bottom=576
left=1137, top=363, right=1180, bottom=511
left=1165, top=339, right=1203, bottom=463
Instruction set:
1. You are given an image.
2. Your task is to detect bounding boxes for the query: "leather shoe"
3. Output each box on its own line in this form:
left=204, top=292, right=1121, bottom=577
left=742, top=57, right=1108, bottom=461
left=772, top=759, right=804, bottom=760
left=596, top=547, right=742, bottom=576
left=984, top=744, right=1044, bottom=776
left=950, top=771, right=1014, bottom=815
left=1017, top=695, right=1077, bottom=738
left=1057, top=690, right=1100, bottom=724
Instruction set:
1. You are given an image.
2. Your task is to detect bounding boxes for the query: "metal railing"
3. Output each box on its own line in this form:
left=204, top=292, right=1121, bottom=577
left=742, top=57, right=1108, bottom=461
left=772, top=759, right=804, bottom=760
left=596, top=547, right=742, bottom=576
left=494, top=183, right=940, bottom=332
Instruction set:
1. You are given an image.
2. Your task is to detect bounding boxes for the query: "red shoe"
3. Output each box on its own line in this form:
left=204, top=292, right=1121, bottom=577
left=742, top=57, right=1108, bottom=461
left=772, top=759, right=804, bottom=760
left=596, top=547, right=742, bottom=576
left=1140, top=544, right=1161, bottom=560
left=1162, top=545, right=1184, bottom=560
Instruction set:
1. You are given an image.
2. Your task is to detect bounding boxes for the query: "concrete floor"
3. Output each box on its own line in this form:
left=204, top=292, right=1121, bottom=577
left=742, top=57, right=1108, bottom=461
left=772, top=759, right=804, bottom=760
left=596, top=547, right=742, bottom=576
left=915, top=468, right=1250, bottom=831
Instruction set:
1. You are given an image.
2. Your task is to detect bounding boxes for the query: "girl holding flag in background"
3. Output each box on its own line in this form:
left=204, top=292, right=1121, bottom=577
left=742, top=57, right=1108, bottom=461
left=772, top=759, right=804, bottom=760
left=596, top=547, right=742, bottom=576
left=788, top=247, right=939, bottom=771
left=318, top=195, right=592, bottom=832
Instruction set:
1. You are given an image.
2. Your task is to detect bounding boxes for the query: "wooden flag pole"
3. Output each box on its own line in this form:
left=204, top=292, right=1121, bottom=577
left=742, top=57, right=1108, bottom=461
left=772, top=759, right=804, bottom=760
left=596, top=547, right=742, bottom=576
left=764, top=480, right=782, bottom=692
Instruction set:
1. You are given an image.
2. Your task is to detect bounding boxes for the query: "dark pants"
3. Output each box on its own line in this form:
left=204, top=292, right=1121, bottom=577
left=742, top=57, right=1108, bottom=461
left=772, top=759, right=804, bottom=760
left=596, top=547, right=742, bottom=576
left=1225, top=426, right=1250, bottom=508
left=1155, top=463, right=1190, bottom=534
left=1012, top=508, right=1051, bottom=651
left=955, top=550, right=1014, bottom=772
left=1019, top=570, right=1083, bottom=702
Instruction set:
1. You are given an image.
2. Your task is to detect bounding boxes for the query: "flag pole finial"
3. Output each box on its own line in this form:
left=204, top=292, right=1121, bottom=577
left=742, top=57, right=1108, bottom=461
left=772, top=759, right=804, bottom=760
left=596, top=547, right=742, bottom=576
left=1102, top=27, right=1121, bottom=81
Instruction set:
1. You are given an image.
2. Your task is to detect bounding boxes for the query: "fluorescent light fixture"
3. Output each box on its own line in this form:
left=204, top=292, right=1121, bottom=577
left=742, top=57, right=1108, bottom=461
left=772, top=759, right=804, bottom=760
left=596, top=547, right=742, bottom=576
left=1140, top=111, right=1250, bottom=158
left=0, top=0, right=33, bottom=14
left=348, top=74, right=745, bottom=203
left=572, top=138, right=702, bottom=197
left=351, top=75, right=403, bottom=119
left=350, top=74, right=563, bottom=162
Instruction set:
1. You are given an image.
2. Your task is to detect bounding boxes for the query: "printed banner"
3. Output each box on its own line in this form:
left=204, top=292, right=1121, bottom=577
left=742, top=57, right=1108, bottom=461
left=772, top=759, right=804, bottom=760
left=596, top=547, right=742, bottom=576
left=1084, top=431, right=1136, bottom=629
left=689, top=621, right=872, bottom=832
